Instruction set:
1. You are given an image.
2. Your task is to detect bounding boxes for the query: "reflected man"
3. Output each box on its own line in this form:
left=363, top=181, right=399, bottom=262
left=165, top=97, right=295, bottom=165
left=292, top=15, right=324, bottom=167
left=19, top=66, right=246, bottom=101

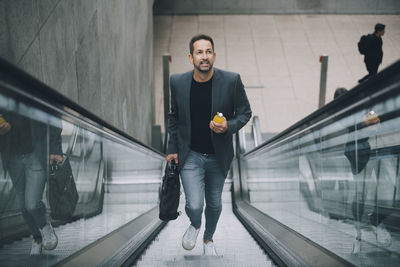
left=0, top=109, right=62, bottom=255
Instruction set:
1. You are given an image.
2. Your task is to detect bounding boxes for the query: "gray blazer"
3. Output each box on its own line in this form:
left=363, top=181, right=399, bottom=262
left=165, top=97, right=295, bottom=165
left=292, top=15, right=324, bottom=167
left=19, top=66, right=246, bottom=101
left=166, top=68, right=252, bottom=177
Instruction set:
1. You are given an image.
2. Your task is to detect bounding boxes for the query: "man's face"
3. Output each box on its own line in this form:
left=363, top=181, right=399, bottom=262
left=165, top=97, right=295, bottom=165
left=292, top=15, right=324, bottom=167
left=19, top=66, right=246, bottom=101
left=189, top=39, right=216, bottom=73
left=377, top=29, right=385, bottom=37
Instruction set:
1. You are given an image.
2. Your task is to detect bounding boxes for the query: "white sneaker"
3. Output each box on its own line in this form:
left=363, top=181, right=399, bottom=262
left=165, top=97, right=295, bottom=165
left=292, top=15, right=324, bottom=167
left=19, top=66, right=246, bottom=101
left=39, top=224, right=58, bottom=250
left=203, top=241, right=218, bottom=256
left=376, top=223, right=392, bottom=247
left=351, top=237, right=361, bottom=254
left=182, top=225, right=200, bottom=250
left=30, top=240, right=42, bottom=255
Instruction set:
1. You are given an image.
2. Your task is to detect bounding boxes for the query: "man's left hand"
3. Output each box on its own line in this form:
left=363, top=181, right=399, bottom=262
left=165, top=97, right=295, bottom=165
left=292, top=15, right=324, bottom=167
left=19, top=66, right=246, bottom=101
left=210, top=119, right=228, bottom=134
left=50, top=154, right=63, bottom=165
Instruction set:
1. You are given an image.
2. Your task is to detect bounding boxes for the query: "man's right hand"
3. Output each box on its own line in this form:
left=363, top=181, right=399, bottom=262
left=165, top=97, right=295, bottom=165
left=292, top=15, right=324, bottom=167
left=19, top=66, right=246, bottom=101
left=166, top=154, right=178, bottom=164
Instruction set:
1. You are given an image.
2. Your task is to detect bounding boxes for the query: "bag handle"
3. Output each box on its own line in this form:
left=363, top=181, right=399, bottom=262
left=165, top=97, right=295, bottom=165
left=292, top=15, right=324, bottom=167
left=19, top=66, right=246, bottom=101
left=53, top=126, right=78, bottom=169
left=64, top=126, right=79, bottom=161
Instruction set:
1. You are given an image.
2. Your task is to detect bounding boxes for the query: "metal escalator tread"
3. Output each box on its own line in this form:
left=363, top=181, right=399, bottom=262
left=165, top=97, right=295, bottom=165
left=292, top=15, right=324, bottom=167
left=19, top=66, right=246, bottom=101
left=134, top=204, right=276, bottom=267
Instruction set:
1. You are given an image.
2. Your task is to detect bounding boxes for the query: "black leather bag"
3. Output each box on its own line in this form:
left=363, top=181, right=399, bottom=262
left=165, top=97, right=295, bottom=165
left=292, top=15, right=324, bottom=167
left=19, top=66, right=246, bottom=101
left=159, top=161, right=180, bottom=221
left=49, top=158, right=79, bottom=220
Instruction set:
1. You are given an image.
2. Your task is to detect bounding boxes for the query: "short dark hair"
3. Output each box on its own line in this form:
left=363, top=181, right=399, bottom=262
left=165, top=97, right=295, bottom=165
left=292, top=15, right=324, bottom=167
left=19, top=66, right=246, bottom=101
left=374, top=23, right=385, bottom=33
left=189, top=34, right=214, bottom=55
left=334, top=87, right=348, bottom=99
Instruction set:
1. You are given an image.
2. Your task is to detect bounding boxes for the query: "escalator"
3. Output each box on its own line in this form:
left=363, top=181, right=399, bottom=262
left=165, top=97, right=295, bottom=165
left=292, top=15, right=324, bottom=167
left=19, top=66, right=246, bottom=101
left=0, top=58, right=273, bottom=267
left=1, top=57, right=400, bottom=267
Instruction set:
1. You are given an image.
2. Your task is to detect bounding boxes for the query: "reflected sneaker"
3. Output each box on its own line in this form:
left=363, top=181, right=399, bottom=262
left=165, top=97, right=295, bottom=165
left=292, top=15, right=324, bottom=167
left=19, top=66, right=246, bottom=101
left=351, top=237, right=361, bottom=254
left=203, top=241, right=218, bottom=256
left=30, top=240, right=42, bottom=255
left=182, top=225, right=200, bottom=250
left=40, top=224, right=58, bottom=250
left=376, top=223, right=392, bottom=247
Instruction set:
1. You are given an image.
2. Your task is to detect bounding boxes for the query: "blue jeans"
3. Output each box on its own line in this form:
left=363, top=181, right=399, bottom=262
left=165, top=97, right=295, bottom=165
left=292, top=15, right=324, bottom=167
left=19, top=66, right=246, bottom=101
left=7, top=152, right=47, bottom=240
left=180, top=150, right=226, bottom=240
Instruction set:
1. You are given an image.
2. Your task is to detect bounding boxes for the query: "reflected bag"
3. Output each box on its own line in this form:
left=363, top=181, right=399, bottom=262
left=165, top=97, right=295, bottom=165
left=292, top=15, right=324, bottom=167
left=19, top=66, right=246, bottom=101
left=159, top=161, right=180, bottom=221
left=49, top=158, right=79, bottom=220
left=344, top=137, right=371, bottom=175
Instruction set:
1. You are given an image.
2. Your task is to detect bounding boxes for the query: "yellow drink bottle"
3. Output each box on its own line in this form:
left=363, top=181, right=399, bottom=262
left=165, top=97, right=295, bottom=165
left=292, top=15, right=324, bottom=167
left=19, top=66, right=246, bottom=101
left=0, top=115, right=5, bottom=124
left=366, top=110, right=379, bottom=123
left=213, top=112, right=224, bottom=124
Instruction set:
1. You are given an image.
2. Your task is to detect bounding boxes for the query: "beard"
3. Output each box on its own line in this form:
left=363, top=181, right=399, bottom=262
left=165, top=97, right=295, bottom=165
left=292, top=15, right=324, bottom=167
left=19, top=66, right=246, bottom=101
left=194, top=60, right=213, bottom=73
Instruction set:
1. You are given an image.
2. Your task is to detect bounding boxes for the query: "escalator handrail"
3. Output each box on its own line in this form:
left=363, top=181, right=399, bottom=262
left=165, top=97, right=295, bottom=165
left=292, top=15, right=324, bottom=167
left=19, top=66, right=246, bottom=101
left=0, top=57, right=165, bottom=158
left=243, top=59, right=400, bottom=157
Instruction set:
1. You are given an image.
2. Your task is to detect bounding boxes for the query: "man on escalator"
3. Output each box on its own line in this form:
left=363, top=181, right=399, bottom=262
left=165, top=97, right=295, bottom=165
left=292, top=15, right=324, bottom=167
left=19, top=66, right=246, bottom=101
left=0, top=109, right=62, bottom=255
left=166, top=34, right=252, bottom=256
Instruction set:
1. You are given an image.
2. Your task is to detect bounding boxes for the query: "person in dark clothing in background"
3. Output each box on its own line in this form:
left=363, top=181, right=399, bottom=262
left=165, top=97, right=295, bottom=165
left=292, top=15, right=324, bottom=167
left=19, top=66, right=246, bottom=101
left=358, top=23, right=385, bottom=83
left=0, top=109, right=62, bottom=255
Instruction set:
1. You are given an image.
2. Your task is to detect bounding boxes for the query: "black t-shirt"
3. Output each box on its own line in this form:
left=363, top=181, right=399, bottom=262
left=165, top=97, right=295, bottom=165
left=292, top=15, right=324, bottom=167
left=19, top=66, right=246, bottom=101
left=190, top=78, right=214, bottom=154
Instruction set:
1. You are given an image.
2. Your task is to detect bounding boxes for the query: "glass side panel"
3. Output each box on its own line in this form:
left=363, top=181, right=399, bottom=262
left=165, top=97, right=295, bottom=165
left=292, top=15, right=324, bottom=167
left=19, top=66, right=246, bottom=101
left=0, top=83, right=164, bottom=266
left=244, top=91, right=400, bottom=266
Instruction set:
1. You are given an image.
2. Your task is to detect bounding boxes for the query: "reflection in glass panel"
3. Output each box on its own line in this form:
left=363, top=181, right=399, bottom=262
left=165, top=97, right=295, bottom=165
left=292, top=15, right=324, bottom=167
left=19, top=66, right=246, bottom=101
left=245, top=93, right=400, bottom=265
left=0, top=85, right=164, bottom=266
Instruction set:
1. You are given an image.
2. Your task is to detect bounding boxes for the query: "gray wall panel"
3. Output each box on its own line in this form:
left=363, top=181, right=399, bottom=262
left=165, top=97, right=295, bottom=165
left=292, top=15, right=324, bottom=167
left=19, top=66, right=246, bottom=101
left=197, top=0, right=214, bottom=14
left=120, top=0, right=137, bottom=134
left=1, top=0, right=39, bottom=62
left=173, top=0, right=198, bottom=13
left=252, top=0, right=295, bottom=13
left=97, top=0, right=119, bottom=132
left=0, top=1, right=7, bottom=61
left=213, top=0, right=251, bottom=13
left=76, top=11, right=101, bottom=117
left=72, top=0, right=98, bottom=47
left=39, top=0, right=75, bottom=91
left=153, top=0, right=400, bottom=14
left=134, top=0, right=154, bottom=140
left=377, top=0, right=400, bottom=11
left=59, top=56, right=78, bottom=102
left=37, top=0, right=59, bottom=26
left=296, top=0, right=322, bottom=9
left=333, top=0, right=378, bottom=13
left=1, top=0, right=155, bottom=145
left=19, top=37, right=43, bottom=81
left=153, top=0, right=174, bottom=14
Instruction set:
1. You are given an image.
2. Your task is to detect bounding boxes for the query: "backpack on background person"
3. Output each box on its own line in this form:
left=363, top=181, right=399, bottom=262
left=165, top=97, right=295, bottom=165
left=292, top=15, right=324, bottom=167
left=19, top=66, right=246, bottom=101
left=358, top=34, right=372, bottom=55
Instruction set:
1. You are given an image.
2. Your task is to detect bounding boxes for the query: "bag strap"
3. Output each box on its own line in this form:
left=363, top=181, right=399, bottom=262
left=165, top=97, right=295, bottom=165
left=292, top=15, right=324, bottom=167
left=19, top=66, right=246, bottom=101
left=60, top=126, right=78, bottom=166
left=67, top=126, right=79, bottom=158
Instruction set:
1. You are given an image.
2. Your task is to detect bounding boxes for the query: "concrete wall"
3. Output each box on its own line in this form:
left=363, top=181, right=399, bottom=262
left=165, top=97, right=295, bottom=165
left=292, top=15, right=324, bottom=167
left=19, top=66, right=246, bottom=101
left=0, top=0, right=154, bottom=145
left=153, top=0, right=400, bottom=14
